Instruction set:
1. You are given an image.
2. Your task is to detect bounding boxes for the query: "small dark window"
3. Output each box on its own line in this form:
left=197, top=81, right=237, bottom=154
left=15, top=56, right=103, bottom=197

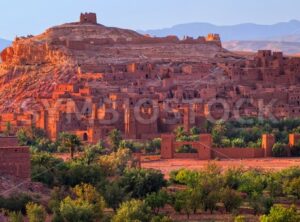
left=83, top=133, right=88, bottom=141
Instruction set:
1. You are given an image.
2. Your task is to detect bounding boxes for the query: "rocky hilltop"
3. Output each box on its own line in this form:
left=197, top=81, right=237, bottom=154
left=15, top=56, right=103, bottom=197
left=0, top=13, right=229, bottom=112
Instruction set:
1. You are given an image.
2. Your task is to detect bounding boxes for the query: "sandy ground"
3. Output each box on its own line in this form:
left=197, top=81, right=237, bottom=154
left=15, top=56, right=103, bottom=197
left=142, top=158, right=300, bottom=176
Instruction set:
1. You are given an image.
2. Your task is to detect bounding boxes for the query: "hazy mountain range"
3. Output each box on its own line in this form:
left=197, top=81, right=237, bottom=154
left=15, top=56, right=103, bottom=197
left=139, top=20, right=300, bottom=41
left=139, top=20, right=300, bottom=54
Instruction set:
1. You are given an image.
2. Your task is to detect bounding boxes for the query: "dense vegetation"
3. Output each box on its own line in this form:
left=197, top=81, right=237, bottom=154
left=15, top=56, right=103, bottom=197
left=208, top=118, right=300, bottom=149
left=175, top=118, right=300, bottom=156
left=2, top=120, right=300, bottom=221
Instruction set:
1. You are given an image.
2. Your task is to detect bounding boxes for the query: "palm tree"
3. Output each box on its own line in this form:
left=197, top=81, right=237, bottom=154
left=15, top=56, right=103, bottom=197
left=59, top=132, right=81, bottom=159
left=109, top=129, right=122, bottom=152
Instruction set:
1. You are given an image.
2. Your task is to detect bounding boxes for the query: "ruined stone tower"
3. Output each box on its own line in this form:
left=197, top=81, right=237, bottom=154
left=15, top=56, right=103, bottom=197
left=80, top=13, right=97, bottom=24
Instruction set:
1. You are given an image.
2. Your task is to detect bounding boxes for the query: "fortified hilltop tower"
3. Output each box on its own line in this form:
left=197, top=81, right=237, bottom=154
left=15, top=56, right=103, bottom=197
left=80, top=12, right=97, bottom=24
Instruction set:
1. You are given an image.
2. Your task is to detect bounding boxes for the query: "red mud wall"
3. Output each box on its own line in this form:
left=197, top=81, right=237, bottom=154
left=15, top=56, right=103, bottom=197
left=0, top=137, right=19, bottom=147
left=212, top=148, right=264, bottom=159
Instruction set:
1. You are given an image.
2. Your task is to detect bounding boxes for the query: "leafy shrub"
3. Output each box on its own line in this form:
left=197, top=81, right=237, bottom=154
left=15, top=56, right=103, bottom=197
left=8, top=211, right=24, bottom=222
left=249, top=192, right=274, bottom=215
left=145, top=138, right=162, bottom=154
left=272, top=143, right=287, bottom=157
left=151, top=215, right=173, bottom=222
left=120, top=168, right=166, bottom=198
left=26, top=202, right=47, bottom=222
left=31, top=152, right=67, bottom=186
left=283, top=177, right=300, bottom=199
left=221, top=188, right=242, bottom=213
left=260, top=205, right=300, bottom=222
left=58, top=183, right=105, bottom=222
left=0, top=194, right=32, bottom=213
left=221, top=138, right=231, bottom=147
left=17, top=126, right=47, bottom=146
left=98, top=148, right=132, bottom=176
left=234, top=215, right=246, bottom=222
left=238, top=170, right=267, bottom=195
left=112, top=199, right=151, bottom=222
left=59, top=197, right=97, bottom=222
left=231, top=138, right=246, bottom=148
left=145, top=190, right=170, bottom=214
left=175, top=145, right=197, bottom=153
left=62, top=164, right=105, bottom=187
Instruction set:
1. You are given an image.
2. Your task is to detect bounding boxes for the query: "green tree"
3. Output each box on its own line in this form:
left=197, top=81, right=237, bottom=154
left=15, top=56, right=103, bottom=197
left=249, top=192, right=274, bottom=215
left=224, top=167, right=244, bottom=190
left=58, top=132, right=81, bottom=159
left=172, top=189, right=193, bottom=219
left=283, top=177, right=300, bottom=199
left=103, top=181, right=127, bottom=212
left=57, top=184, right=105, bottom=222
left=17, top=126, right=47, bottom=146
left=109, top=129, right=122, bottom=152
left=33, top=138, right=57, bottom=153
left=26, top=202, right=47, bottom=222
left=203, top=191, right=220, bottom=214
left=59, top=197, right=97, bottom=222
left=199, top=165, right=223, bottom=213
left=81, top=143, right=105, bottom=165
left=238, top=170, right=267, bottom=195
left=98, top=148, right=132, bottom=176
left=145, top=190, right=169, bottom=214
left=151, top=215, right=173, bottom=222
left=31, top=152, right=67, bottom=186
left=120, top=168, right=166, bottom=198
left=260, top=205, right=300, bottom=222
left=62, top=164, right=105, bottom=187
left=266, top=173, right=283, bottom=198
left=190, top=187, right=204, bottom=214
left=112, top=199, right=151, bottom=222
left=72, top=183, right=105, bottom=218
left=212, top=120, right=227, bottom=147
left=174, top=164, right=224, bottom=214
left=221, top=187, right=242, bottom=213
left=272, top=143, right=287, bottom=157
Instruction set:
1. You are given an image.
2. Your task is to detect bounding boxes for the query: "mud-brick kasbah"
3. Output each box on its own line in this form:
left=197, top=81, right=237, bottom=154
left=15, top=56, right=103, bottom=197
left=2, top=13, right=300, bottom=178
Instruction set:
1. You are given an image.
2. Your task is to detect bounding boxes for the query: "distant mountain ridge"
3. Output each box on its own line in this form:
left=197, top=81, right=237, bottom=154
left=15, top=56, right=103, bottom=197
left=139, top=20, right=300, bottom=54
left=139, top=20, right=300, bottom=42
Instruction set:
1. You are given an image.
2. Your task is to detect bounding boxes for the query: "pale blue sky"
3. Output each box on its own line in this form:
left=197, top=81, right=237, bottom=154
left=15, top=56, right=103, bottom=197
left=1, top=0, right=300, bottom=40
